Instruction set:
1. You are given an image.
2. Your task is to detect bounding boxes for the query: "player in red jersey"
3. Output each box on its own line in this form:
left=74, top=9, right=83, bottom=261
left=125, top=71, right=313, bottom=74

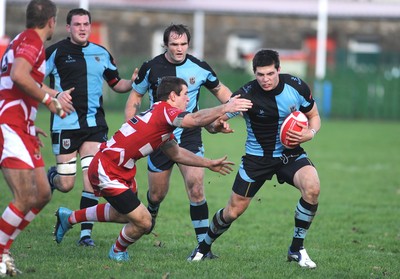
left=53, top=76, right=252, bottom=262
left=0, top=0, right=74, bottom=276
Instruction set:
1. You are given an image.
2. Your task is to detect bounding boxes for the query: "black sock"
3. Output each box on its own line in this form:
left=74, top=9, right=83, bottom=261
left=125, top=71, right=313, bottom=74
left=80, top=191, right=98, bottom=238
left=147, top=190, right=160, bottom=219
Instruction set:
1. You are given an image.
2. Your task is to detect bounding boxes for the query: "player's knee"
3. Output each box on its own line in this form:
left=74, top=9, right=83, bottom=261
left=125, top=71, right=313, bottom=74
left=187, top=185, right=205, bottom=201
left=56, top=157, right=77, bottom=192
left=142, top=216, right=154, bottom=235
left=148, top=191, right=165, bottom=204
left=303, top=180, right=320, bottom=202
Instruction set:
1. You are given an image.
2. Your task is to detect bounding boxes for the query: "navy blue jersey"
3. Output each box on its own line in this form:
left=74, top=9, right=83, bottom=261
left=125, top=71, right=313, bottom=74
left=234, top=74, right=314, bottom=158
left=45, top=38, right=121, bottom=131
left=133, top=53, right=220, bottom=143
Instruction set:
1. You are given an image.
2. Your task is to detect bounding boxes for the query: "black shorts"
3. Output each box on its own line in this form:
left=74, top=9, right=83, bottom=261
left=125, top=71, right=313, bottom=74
left=104, top=189, right=140, bottom=215
left=51, top=126, right=108, bottom=155
left=232, top=151, right=315, bottom=198
left=148, top=139, right=204, bottom=172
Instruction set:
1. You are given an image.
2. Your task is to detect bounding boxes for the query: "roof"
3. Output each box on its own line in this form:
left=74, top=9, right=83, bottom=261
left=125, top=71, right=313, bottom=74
left=8, top=0, right=400, bottom=18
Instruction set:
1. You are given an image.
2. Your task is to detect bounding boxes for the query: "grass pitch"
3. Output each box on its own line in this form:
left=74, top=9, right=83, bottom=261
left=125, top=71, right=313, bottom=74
left=0, top=109, right=399, bottom=279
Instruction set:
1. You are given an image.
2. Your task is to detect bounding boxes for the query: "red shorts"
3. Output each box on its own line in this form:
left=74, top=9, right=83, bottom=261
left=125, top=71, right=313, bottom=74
left=88, top=152, right=137, bottom=197
left=0, top=124, right=44, bottom=169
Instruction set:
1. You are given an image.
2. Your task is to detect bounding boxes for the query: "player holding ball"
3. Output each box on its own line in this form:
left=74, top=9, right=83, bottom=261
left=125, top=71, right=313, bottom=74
left=188, top=49, right=321, bottom=269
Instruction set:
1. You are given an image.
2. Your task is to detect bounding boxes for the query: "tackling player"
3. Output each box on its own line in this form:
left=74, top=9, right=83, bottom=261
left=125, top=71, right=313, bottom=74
left=53, top=76, right=252, bottom=261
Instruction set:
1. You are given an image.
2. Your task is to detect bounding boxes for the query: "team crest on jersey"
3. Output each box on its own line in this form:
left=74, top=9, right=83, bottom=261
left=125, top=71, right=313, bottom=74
left=95, top=56, right=100, bottom=62
left=290, top=106, right=297, bottom=113
left=189, top=77, right=196, bottom=85
left=62, top=139, right=71, bottom=150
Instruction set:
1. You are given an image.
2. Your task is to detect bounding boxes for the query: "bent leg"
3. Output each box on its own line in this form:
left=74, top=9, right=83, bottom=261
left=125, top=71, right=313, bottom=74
left=199, top=192, right=252, bottom=254
left=147, top=168, right=172, bottom=227
left=290, top=165, right=320, bottom=254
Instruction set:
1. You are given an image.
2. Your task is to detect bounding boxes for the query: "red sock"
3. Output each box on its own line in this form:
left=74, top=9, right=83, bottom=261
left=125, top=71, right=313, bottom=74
left=69, top=203, right=111, bottom=224
left=4, top=208, right=40, bottom=254
left=0, top=203, right=25, bottom=259
left=114, top=225, right=135, bottom=252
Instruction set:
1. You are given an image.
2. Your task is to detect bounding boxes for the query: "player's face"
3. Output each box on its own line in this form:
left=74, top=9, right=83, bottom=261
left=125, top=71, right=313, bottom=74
left=164, top=32, right=189, bottom=64
left=174, top=85, right=189, bottom=110
left=255, top=65, right=280, bottom=91
left=67, top=15, right=91, bottom=46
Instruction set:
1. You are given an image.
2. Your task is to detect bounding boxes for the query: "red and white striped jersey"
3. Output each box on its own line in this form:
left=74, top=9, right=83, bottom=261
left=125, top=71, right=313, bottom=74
left=98, top=101, right=185, bottom=170
left=0, top=29, right=46, bottom=134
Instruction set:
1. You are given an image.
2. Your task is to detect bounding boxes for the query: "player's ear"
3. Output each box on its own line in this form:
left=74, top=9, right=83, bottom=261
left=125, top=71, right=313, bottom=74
left=48, top=16, right=56, bottom=29
left=169, top=91, right=176, bottom=101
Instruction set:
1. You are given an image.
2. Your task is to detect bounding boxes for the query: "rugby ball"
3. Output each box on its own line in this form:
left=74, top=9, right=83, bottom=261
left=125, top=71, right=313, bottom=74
left=280, top=111, right=308, bottom=149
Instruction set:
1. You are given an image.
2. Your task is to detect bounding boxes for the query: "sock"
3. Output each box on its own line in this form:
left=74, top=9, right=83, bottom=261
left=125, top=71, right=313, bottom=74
left=290, top=197, right=318, bottom=252
left=190, top=199, right=209, bottom=243
left=79, top=191, right=99, bottom=240
left=199, top=208, right=231, bottom=254
left=146, top=191, right=160, bottom=219
left=114, top=224, right=136, bottom=252
left=0, top=203, right=24, bottom=260
left=4, top=208, right=39, bottom=254
left=69, top=203, right=111, bottom=224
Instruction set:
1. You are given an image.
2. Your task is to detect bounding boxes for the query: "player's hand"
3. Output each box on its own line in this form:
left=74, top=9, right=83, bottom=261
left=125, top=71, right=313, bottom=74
left=35, top=126, right=47, bottom=148
left=55, top=87, right=75, bottom=115
left=206, top=119, right=234, bottom=134
left=43, top=92, right=70, bottom=119
left=207, top=155, right=235, bottom=175
left=224, top=95, right=252, bottom=114
left=286, top=122, right=311, bottom=145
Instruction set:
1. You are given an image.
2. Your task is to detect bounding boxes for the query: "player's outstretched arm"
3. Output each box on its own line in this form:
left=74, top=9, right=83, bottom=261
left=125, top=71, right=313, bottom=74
left=180, top=95, right=252, bottom=128
left=161, top=140, right=234, bottom=175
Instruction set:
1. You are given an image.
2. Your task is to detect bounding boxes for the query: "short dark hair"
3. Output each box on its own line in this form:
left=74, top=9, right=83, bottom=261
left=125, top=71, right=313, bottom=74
left=156, top=76, right=188, bottom=102
left=26, top=0, right=57, bottom=29
left=163, top=24, right=191, bottom=47
left=66, top=8, right=91, bottom=25
left=252, top=49, right=280, bottom=72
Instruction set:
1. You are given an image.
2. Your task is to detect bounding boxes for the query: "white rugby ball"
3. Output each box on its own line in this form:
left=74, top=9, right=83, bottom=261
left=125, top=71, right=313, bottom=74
left=280, top=111, right=308, bottom=149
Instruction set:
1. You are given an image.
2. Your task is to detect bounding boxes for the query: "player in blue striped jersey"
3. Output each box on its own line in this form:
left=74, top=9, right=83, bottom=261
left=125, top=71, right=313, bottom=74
left=44, top=8, right=136, bottom=247
left=124, top=24, right=233, bottom=258
left=188, top=49, right=322, bottom=268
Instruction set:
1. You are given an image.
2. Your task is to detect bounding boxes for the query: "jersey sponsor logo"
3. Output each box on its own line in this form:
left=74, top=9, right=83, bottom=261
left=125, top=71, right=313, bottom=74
left=65, top=55, right=76, bottom=63
left=256, top=109, right=267, bottom=118
left=62, top=138, right=71, bottom=150
left=189, top=77, right=196, bottom=85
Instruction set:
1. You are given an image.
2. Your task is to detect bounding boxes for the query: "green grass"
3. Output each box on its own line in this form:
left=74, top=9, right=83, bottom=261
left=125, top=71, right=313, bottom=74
left=1, top=109, right=399, bottom=279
